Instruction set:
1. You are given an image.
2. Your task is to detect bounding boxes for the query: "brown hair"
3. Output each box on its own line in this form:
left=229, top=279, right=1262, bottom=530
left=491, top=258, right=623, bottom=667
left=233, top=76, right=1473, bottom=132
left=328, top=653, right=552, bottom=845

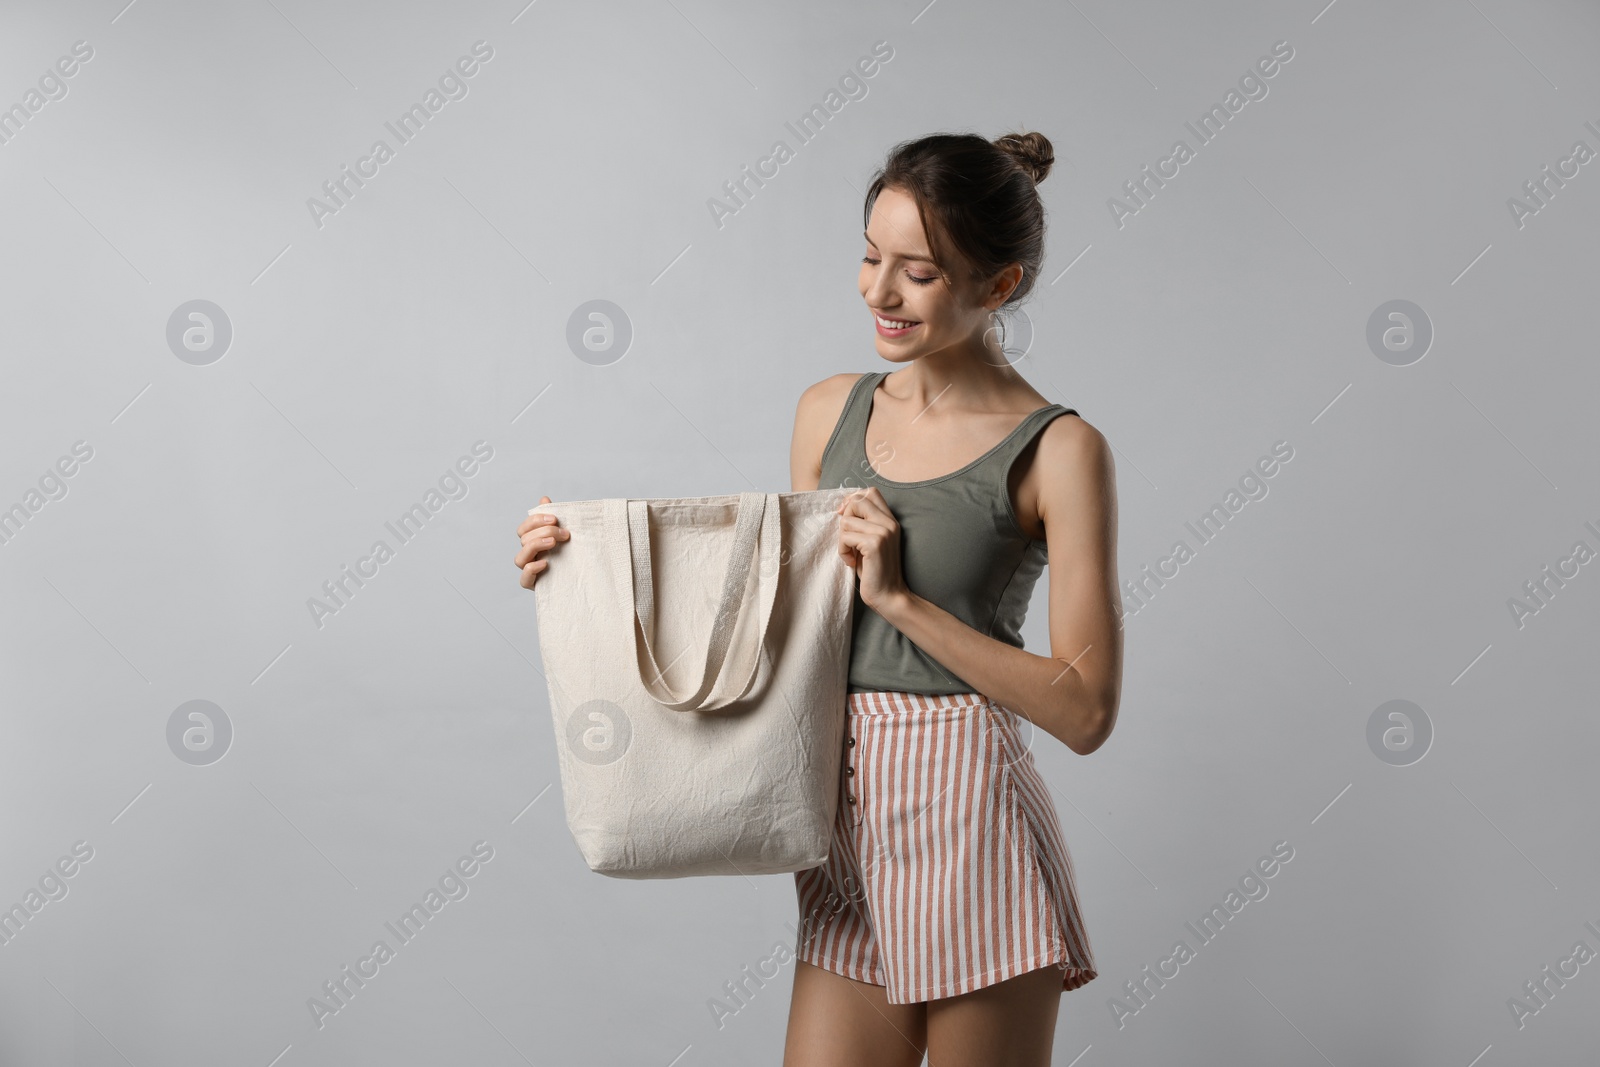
left=862, top=130, right=1055, bottom=307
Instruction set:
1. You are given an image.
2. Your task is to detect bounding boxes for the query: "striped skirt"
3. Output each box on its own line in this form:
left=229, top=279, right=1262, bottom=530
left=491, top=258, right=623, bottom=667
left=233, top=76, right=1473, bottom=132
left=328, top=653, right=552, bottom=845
left=793, top=690, right=1097, bottom=1004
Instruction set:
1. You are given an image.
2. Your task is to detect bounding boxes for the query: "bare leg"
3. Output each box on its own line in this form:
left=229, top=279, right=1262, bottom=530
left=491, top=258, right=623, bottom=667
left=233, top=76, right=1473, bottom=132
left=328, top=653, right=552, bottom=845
left=923, top=965, right=1064, bottom=1067
left=783, top=960, right=928, bottom=1067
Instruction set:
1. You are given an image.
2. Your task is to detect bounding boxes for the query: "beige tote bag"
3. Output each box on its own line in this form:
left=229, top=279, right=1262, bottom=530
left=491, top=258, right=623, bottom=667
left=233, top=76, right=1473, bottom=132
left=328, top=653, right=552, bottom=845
left=531, top=488, right=857, bottom=878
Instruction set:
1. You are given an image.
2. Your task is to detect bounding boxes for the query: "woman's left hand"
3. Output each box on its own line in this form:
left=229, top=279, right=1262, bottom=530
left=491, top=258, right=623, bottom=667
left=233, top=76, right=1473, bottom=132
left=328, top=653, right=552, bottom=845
left=837, top=487, right=910, bottom=612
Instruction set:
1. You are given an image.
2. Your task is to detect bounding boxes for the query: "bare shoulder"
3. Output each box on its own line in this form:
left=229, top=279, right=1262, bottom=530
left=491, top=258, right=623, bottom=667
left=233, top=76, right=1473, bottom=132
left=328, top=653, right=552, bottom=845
left=790, top=372, right=868, bottom=491
left=797, top=372, right=865, bottom=418
left=1038, top=409, right=1109, bottom=465
left=794, top=372, right=866, bottom=440
left=1034, top=411, right=1115, bottom=510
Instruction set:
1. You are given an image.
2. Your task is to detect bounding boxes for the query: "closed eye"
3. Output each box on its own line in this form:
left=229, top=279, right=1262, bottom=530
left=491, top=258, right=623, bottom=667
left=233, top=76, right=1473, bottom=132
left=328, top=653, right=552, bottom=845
left=862, top=255, right=937, bottom=285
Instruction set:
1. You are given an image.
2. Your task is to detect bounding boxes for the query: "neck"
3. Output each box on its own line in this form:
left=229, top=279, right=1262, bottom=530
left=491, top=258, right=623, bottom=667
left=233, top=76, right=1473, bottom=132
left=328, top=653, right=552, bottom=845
left=885, top=332, right=1020, bottom=408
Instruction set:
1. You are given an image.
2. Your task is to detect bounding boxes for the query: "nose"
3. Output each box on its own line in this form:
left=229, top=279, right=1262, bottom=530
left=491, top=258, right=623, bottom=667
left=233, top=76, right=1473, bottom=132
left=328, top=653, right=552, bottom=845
left=862, top=264, right=897, bottom=310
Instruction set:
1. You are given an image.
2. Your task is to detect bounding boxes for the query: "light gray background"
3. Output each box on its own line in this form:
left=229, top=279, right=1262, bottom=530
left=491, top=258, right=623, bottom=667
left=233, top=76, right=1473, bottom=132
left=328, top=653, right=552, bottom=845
left=2, top=0, right=1597, bottom=1064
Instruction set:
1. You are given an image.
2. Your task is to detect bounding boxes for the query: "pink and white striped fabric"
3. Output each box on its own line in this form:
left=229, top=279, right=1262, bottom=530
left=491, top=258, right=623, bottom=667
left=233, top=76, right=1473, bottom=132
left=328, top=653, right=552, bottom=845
left=793, top=690, right=1097, bottom=1004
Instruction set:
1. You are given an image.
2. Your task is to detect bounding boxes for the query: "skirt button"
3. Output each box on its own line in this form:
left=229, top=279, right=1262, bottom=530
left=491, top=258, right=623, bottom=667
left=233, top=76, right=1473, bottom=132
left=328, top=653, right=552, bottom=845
left=846, top=737, right=856, bottom=747
left=845, top=766, right=855, bottom=776
left=846, top=794, right=857, bottom=804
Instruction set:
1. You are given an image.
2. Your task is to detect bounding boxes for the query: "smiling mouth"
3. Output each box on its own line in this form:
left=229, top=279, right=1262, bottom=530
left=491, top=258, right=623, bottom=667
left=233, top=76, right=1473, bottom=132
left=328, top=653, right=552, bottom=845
left=874, top=313, right=919, bottom=331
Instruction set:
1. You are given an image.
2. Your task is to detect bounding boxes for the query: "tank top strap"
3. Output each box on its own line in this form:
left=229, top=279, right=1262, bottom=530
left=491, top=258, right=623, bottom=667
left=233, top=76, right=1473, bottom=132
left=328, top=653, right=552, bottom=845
left=980, top=401, right=1079, bottom=476
left=819, top=371, right=885, bottom=474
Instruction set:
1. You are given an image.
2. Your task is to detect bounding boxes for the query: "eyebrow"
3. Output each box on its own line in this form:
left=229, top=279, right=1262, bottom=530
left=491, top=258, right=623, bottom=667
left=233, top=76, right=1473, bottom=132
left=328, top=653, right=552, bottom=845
left=863, top=230, right=936, bottom=263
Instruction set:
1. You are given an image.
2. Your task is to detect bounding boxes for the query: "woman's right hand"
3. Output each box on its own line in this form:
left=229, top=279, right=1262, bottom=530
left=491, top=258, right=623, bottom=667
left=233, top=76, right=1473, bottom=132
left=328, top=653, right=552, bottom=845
left=515, top=496, right=571, bottom=589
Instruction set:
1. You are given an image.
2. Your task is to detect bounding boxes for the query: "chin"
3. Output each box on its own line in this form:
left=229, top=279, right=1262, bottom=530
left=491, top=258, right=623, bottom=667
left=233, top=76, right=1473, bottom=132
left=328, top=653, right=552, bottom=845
left=874, top=345, right=920, bottom=363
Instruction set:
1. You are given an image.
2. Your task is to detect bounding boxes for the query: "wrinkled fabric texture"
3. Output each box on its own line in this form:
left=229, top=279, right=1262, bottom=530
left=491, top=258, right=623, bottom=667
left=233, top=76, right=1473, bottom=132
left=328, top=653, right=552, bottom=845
left=533, top=490, right=857, bottom=878
left=794, top=690, right=1097, bottom=1003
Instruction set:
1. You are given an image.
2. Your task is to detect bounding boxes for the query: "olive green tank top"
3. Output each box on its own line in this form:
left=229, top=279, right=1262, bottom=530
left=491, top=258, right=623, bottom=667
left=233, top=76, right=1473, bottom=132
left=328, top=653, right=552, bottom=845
left=818, top=371, right=1078, bottom=695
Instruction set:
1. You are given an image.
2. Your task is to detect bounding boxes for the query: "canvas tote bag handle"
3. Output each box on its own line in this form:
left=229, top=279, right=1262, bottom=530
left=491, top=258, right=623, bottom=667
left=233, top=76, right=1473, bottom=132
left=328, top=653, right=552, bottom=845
left=619, top=492, right=782, bottom=712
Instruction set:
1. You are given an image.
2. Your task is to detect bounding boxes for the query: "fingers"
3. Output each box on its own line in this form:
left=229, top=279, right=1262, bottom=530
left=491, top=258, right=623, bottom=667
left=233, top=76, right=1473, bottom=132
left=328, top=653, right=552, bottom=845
left=838, top=486, right=891, bottom=522
left=836, top=514, right=892, bottom=564
left=837, top=510, right=896, bottom=540
left=516, top=495, right=556, bottom=536
left=514, top=523, right=568, bottom=565
left=514, top=496, right=569, bottom=587
left=837, top=502, right=895, bottom=577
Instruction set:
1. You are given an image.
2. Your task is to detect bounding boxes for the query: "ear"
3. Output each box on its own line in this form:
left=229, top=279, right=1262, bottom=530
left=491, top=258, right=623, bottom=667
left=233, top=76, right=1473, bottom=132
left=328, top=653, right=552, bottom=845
left=984, top=263, right=1025, bottom=309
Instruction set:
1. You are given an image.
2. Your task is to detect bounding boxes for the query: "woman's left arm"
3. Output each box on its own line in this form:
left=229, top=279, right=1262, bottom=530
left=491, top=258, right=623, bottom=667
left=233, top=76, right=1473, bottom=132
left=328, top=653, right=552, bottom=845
left=868, top=417, right=1122, bottom=755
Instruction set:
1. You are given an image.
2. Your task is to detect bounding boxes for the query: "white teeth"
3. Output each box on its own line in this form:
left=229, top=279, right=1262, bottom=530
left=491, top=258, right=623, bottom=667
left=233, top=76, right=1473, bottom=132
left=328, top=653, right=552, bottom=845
left=876, top=315, right=916, bottom=329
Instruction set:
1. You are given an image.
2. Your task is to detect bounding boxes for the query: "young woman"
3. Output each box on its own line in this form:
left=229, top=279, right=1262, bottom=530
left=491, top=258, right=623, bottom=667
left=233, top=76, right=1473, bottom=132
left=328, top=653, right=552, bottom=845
left=516, top=130, right=1120, bottom=1067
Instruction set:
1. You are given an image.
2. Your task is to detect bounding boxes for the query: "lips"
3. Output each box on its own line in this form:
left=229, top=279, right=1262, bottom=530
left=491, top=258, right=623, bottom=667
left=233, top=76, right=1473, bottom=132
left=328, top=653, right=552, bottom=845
left=874, top=312, right=920, bottom=336
left=874, top=312, right=918, bottom=328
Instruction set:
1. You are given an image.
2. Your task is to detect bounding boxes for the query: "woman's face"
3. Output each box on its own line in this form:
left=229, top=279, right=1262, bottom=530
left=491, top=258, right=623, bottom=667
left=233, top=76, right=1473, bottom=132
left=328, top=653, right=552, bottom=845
left=858, top=185, right=1017, bottom=362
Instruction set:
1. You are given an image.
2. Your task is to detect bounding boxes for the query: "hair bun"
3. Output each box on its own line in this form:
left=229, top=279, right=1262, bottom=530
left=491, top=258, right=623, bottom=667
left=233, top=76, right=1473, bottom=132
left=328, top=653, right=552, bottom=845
left=994, top=131, right=1054, bottom=184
